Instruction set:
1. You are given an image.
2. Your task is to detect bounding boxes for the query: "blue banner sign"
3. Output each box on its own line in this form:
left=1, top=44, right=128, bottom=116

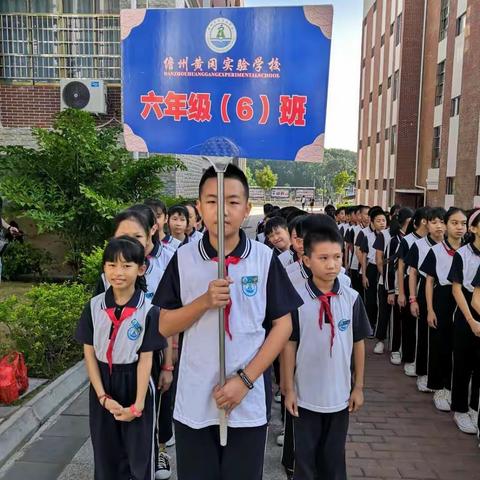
left=121, top=6, right=332, bottom=161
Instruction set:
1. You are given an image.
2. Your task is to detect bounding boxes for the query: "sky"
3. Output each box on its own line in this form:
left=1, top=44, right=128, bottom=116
left=244, top=0, right=363, bottom=152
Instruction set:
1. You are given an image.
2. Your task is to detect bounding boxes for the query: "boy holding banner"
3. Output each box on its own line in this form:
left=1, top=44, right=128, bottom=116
left=155, top=164, right=302, bottom=480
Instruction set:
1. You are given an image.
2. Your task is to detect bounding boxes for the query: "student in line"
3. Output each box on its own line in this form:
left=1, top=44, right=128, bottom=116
left=76, top=236, right=166, bottom=480
left=283, top=222, right=371, bottom=480
left=155, top=164, right=303, bottom=480
left=145, top=199, right=181, bottom=252
left=265, top=216, right=292, bottom=256
left=167, top=205, right=190, bottom=246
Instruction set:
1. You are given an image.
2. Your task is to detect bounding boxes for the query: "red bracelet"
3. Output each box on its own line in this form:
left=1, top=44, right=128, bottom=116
left=162, top=365, right=174, bottom=372
left=98, top=394, right=112, bottom=408
left=172, top=342, right=179, bottom=349
left=409, top=297, right=417, bottom=304
left=129, top=404, right=143, bottom=417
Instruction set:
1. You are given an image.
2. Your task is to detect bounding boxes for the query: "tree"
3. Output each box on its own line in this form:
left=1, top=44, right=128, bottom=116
left=333, top=170, right=353, bottom=195
left=0, top=109, right=184, bottom=273
left=245, top=164, right=257, bottom=186
left=255, top=165, right=278, bottom=193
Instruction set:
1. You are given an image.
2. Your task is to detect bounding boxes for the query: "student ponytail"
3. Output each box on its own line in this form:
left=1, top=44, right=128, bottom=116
left=406, top=206, right=430, bottom=234
left=389, top=207, right=414, bottom=236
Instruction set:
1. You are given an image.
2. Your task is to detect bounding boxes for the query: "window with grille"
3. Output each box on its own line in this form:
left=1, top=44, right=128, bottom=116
left=439, top=0, right=449, bottom=41
left=432, top=126, right=441, bottom=168
left=475, top=176, right=480, bottom=196
left=0, top=1, right=121, bottom=81
left=390, top=125, right=397, bottom=155
left=378, top=83, right=383, bottom=96
left=395, top=14, right=402, bottom=46
left=435, top=61, right=446, bottom=106
left=451, top=96, right=461, bottom=116
left=374, top=179, right=379, bottom=190
left=385, top=127, right=389, bottom=140
left=381, top=34, right=385, bottom=46
left=383, top=179, right=387, bottom=191
left=446, top=177, right=454, bottom=195
left=376, top=132, right=380, bottom=143
left=393, top=70, right=400, bottom=100
left=366, top=179, right=370, bottom=189
left=388, top=75, right=392, bottom=88
left=456, top=13, right=466, bottom=36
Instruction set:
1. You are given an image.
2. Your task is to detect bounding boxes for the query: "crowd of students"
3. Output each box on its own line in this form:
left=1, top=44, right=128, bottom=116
left=74, top=164, right=480, bottom=480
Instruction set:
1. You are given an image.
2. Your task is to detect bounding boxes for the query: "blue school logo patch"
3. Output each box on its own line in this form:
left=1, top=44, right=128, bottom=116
left=241, top=276, right=258, bottom=297
left=145, top=291, right=154, bottom=300
left=127, top=319, right=143, bottom=341
left=338, top=319, right=351, bottom=332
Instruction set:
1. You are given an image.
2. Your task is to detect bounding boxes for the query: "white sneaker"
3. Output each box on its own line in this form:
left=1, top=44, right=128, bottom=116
left=469, top=408, right=479, bottom=428
left=276, top=431, right=284, bottom=446
left=404, top=362, right=417, bottom=377
left=155, top=452, right=172, bottom=479
left=433, top=389, right=451, bottom=412
left=390, top=352, right=402, bottom=365
left=274, top=390, right=281, bottom=403
left=454, top=412, right=478, bottom=434
left=373, top=341, right=385, bottom=355
left=416, top=375, right=433, bottom=393
left=166, top=432, right=175, bottom=448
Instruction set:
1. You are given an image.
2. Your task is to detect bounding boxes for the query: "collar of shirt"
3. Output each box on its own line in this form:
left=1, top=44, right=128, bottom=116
left=426, top=235, right=438, bottom=247
left=161, top=234, right=172, bottom=245
left=290, top=246, right=299, bottom=262
left=149, top=241, right=161, bottom=258
left=103, top=286, right=144, bottom=310
left=198, top=228, right=251, bottom=260
left=305, top=277, right=340, bottom=299
left=189, top=228, right=197, bottom=237
left=300, top=262, right=312, bottom=279
left=412, top=231, right=422, bottom=240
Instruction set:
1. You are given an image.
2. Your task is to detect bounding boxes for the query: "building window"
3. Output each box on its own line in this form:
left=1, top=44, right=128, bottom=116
left=475, top=176, right=480, bottom=196
left=359, top=139, right=362, bottom=149
left=432, top=126, right=441, bottom=168
left=390, top=125, right=397, bottom=155
left=374, top=179, right=379, bottom=190
left=360, top=98, right=364, bottom=110
left=393, top=70, right=400, bottom=101
left=389, top=179, right=395, bottom=205
left=376, top=132, right=380, bottom=143
left=439, top=0, right=449, bottom=41
left=388, top=75, right=392, bottom=88
left=390, top=22, right=394, bottom=35
left=395, top=13, right=402, bottom=46
left=362, top=57, right=366, bottom=68
left=451, top=96, right=461, bottom=116
left=383, top=179, right=387, bottom=190
left=358, top=179, right=361, bottom=189
left=385, top=127, right=389, bottom=140
left=373, top=1, right=377, bottom=12
left=381, top=34, right=385, bottom=46
left=371, top=46, right=375, bottom=57
left=435, top=61, right=446, bottom=106
left=363, top=17, right=367, bottom=27
left=378, top=83, right=383, bottom=96
left=369, top=91, right=373, bottom=102
left=456, top=13, right=466, bottom=36
left=368, top=137, right=371, bottom=147
left=366, top=179, right=370, bottom=189
left=446, top=177, right=454, bottom=195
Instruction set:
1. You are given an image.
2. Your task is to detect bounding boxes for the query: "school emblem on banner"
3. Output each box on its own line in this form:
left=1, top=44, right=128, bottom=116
left=127, top=319, right=143, bottom=341
left=241, top=276, right=258, bottom=297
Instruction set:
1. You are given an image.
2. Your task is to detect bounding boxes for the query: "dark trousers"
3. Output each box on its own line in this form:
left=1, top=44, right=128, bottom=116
left=350, top=269, right=364, bottom=300
left=90, top=364, right=155, bottom=480
left=375, top=284, right=391, bottom=342
left=427, top=285, right=455, bottom=391
left=174, top=421, right=267, bottom=480
left=293, top=407, right=349, bottom=480
left=451, top=311, right=480, bottom=414
left=400, top=276, right=417, bottom=364
left=391, top=301, right=402, bottom=353
left=364, top=264, right=379, bottom=331
left=281, top=407, right=295, bottom=475
left=415, top=277, right=429, bottom=376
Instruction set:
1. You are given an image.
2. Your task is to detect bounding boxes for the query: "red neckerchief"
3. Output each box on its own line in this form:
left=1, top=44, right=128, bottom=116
left=442, top=241, right=456, bottom=257
left=318, top=292, right=338, bottom=357
left=212, top=256, right=241, bottom=340
left=104, top=306, right=137, bottom=374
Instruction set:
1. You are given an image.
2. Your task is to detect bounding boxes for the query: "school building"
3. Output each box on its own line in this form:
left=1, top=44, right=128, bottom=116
left=0, top=0, right=242, bottom=199
left=357, top=0, right=480, bottom=210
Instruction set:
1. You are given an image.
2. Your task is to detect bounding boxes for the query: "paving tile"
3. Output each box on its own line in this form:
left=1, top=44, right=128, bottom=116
left=45, top=415, right=90, bottom=439
left=20, top=435, right=86, bottom=464
left=0, top=461, right=65, bottom=480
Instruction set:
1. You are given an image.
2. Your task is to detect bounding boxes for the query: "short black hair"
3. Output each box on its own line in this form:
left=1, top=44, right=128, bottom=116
left=167, top=205, right=189, bottom=225
left=336, top=207, right=346, bottom=215
left=144, top=198, right=167, bottom=216
left=184, top=202, right=201, bottom=222
left=288, top=215, right=306, bottom=236
left=103, top=235, right=145, bottom=266
left=265, top=216, right=288, bottom=236
left=113, top=207, right=155, bottom=237
left=199, top=163, right=249, bottom=198
left=263, top=203, right=274, bottom=215
left=427, top=207, right=446, bottom=222
left=368, top=206, right=385, bottom=221
left=324, top=204, right=336, bottom=218
left=304, top=225, right=343, bottom=256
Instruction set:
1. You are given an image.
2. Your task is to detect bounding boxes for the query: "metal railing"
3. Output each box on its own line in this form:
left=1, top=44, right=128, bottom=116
left=0, top=13, right=120, bottom=81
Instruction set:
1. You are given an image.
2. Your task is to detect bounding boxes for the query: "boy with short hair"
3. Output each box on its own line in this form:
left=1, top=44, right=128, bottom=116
left=155, top=164, right=303, bottom=480
left=265, top=216, right=291, bottom=256
left=283, top=224, right=371, bottom=480
left=278, top=215, right=307, bottom=268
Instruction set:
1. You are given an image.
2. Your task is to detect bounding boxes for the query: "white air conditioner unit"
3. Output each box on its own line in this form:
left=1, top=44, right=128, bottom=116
left=60, top=79, right=107, bottom=114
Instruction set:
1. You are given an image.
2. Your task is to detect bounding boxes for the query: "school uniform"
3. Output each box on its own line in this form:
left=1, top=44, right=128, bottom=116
left=154, top=229, right=303, bottom=480
left=161, top=234, right=182, bottom=252
left=384, top=231, right=405, bottom=353
left=396, top=232, right=422, bottom=364
left=286, top=261, right=352, bottom=290
left=420, top=241, right=458, bottom=392
left=405, top=236, right=437, bottom=377
left=290, top=278, right=371, bottom=480
left=75, top=288, right=166, bottom=480
left=372, top=229, right=392, bottom=343
left=356, top=226, right=379, bottom=330
left=279, top=247, right=298, bottom=269
left=189, top=228, right=204, bottom=243
left=447, top=244, right=480, bottom=416
left=345, top=225, right=363, bottom=295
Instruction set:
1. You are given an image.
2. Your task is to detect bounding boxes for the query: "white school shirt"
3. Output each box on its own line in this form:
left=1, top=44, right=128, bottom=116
left=155, top=230, right=303, bottom=429
left=420, top=241, right=457, bottom=286
left=291, top=278, right=371, bottom=413
left=405, top=236, right=437, bottom=278
left=448, top=243, right=480, bottom=293
left=161, top=235, right=182, bottom=252
left=349, top=225, right=362, bottom=271
left=278, top=248, right=296, bottom=268
left=286, top=261, right=351, bottom=289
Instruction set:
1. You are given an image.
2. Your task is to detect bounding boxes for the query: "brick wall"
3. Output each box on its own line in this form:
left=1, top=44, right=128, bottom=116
left=0, top=84, right=121, bottom=128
